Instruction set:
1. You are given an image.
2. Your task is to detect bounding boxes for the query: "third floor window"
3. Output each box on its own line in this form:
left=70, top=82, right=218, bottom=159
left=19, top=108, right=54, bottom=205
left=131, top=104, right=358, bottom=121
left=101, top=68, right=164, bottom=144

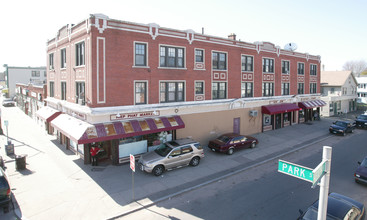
left=212, top=52, right=227, bottom=70
left=75, top=42, right=85, bottom=66
left=61, top=48, right=66, bottom=68
left=262, top=58, right=274, bottom=73
left=160, top=46, right=184, bottom=68
left=49, top=53, right=54, bottom=70
left=135, top=43, right=147, bottom=66
left=241, top=55, right=253, bottom=72
left=282, top=61, right=290, bottom=74
left=195, top=49, right=204, bottom=63
left=310, top=64, right=317, bottom=75
left=298, top=63, right=305, bottom=75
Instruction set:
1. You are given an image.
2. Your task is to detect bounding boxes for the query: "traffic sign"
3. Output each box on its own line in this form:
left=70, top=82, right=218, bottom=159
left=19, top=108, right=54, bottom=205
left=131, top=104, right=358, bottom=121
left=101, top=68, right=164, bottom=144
left=278, top=160, right=313, bottom=182
left=130, top=154, right=135, bottom=172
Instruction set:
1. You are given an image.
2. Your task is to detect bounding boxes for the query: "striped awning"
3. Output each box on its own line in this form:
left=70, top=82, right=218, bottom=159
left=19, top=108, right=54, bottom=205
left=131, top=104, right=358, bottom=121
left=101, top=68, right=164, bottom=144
left=262, top=103, right=301, bottom=115
left=298, top=100, right=327, bottom=109
left=51, top=114, right=185, bottom=144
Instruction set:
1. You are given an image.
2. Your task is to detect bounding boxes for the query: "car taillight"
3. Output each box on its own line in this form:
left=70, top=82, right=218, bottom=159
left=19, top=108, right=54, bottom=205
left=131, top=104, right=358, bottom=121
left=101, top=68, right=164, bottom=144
left=6, top=188, right=11, bottom=196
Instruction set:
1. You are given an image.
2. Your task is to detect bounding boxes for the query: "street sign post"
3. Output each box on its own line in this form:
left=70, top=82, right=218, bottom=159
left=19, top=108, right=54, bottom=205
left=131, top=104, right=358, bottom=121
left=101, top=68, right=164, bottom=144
left=278, top=146, right=332, bottom=220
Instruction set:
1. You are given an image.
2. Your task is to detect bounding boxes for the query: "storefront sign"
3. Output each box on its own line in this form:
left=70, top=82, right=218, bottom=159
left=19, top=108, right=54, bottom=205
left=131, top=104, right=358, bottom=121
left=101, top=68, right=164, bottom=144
left=111, top=111, right=160, bottom=120
left=71, top=111, right=86, bottom=120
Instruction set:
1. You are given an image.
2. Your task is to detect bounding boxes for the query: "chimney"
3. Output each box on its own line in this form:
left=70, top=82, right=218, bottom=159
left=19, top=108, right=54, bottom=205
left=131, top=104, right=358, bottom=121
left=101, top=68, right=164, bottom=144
left=228, top=33, right=236, bottom=41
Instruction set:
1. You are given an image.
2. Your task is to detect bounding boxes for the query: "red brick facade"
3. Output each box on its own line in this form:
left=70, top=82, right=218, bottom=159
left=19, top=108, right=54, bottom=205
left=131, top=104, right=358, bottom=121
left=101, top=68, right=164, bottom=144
left=46, top=14, right=321, bottom=108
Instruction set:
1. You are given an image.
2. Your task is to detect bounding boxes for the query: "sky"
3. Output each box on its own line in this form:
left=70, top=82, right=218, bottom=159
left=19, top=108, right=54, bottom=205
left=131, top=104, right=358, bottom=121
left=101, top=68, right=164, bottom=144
left=0, top=0, right=366, bottom=72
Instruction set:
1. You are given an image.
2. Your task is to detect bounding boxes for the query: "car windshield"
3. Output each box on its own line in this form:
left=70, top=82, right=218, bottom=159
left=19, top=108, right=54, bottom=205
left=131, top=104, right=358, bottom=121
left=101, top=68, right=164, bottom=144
left=357, top=115, right=367, bottom=120
left=302, top=208, right=336, bottom=220
left=335, top=121, right=347, bottom=127
left=360, top=158, right=367, bottom=167
left=154, top=144, right=173, bottom=157
left=217, top=135, right=231, bottom=143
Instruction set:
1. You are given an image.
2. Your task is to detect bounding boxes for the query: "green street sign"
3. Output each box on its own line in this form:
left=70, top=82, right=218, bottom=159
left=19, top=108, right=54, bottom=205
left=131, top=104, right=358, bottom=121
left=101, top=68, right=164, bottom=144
left=278, top=160, right=313, bottom=183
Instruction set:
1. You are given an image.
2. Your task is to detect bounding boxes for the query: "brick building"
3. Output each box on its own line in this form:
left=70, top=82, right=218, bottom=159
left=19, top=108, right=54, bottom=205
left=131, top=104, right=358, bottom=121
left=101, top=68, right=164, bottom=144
left=40, top=14, right=324, bottom=165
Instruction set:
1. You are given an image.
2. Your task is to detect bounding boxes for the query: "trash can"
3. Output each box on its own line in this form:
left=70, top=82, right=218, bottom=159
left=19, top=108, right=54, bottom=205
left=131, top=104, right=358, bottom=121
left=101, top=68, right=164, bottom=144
left=16, top=154, right=27, bottom=170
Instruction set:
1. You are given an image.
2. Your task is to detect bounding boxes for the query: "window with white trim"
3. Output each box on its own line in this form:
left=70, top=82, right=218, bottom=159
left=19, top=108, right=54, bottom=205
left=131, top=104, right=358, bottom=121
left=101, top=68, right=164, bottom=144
left=241, top=55, right=253, bottom=72
left=160, top=82, right=184, bottom=102
left=282, top=61, right=290, bottom=74
left=160, top=46, right=184, bottom=68
left=135, top=43, right=147, bottom=66
left=212, top=52, right=227, bottom=70
left=61, top=48, right=66, bottom=68
left=75, top=42, right=85, bottom=66
left=241, top=82, right=253, bottom=97
left=297, top=63, right=305, bottom=75
left=262, top=58, right=274, bottom=73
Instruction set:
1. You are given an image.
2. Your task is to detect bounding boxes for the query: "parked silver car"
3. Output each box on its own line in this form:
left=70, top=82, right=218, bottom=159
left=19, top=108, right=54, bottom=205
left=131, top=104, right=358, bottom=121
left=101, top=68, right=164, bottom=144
left=138, top=138, right=204, bottom=176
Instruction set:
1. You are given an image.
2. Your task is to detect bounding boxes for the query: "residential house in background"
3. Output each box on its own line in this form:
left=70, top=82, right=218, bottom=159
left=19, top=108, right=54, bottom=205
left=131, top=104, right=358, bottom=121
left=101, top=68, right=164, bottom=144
left=2, top=65, right=47, bottom=98
left=356, top=77, right=367, bottom=104
left=41, top=14, right=323, bottom=165
left=320, top=71, right=358, bottom=117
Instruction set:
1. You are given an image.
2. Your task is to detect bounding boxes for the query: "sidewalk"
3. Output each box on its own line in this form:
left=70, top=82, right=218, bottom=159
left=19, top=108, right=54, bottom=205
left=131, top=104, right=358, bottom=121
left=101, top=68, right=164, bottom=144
left=0, top=106, right=362, bottom=219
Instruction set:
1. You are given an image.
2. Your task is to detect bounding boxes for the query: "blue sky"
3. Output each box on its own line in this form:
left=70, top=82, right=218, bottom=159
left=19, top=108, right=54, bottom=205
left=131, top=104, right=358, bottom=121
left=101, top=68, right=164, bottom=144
left=0, top=0, right=366, bottom=72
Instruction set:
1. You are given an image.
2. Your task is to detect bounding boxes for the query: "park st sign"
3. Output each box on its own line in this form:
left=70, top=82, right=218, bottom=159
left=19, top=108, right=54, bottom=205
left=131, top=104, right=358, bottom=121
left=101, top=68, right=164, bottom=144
left=278, top=159, right=327, bottom=187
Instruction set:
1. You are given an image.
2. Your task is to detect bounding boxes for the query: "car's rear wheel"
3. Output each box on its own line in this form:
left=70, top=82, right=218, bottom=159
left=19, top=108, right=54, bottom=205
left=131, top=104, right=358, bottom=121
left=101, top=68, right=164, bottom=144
left=251, top=142, right=257, bottom=148
left=152, top=165, right=164, bottom=176
left=227, top=148, right=234, bottom=155
left=190, top=157, right=200, bottom=166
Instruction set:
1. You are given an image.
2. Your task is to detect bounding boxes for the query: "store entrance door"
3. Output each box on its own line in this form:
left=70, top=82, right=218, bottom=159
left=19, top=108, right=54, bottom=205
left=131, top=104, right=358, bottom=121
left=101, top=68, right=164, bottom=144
left=275, top=114, right=282, bottom=129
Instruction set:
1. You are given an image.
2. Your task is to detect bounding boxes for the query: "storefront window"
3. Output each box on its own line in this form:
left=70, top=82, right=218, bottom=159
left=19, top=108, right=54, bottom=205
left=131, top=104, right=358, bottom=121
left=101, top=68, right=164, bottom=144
left=299, top=110, right=305, bottom=118
left=283, top=113, right=289, bottom=122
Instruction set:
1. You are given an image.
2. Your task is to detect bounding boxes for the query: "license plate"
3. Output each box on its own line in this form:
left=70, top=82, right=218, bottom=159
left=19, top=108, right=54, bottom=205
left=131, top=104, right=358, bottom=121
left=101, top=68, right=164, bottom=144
left=332, top=131, right=336, bottom=134
left=139, top=164, right=144, bottom=171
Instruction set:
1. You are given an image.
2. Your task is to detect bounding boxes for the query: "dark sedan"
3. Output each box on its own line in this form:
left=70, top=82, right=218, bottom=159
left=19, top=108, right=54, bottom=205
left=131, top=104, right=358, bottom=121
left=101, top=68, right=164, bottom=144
left=355, top=156, right=367, bottom=185
left=0, top=168, right=12, bottom=213
left=329, top=120, right=355, bottom=136
left=355, top=114, right=367, bottom=129
left=208, top=133, right=258, bottom=155
left=298, top=193, right=365, bottom=220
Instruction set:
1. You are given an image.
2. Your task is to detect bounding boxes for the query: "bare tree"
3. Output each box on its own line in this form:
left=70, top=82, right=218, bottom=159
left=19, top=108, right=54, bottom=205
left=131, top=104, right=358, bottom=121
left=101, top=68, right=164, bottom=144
left=342, top=60, right=367, bottom=77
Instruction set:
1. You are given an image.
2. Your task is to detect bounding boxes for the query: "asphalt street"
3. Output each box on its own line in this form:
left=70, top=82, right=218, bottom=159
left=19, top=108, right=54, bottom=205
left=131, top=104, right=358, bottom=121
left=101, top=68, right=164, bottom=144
left=120, top=129, right=367, bottom=219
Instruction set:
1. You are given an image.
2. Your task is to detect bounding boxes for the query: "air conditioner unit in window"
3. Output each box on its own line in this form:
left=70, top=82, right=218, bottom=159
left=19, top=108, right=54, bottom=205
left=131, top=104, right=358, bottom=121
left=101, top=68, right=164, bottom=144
left=249, top=110, right=258, bottom=117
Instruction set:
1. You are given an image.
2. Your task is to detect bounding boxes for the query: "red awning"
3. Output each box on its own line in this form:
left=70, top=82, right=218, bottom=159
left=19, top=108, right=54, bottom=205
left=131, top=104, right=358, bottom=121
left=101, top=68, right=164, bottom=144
left=262, top=103, right=301, bottom=115
left=35, top=106, right=62, bottom=123
left=51, top=114, right=185, bottom=144
left=298, top=100, right=327, bottom=109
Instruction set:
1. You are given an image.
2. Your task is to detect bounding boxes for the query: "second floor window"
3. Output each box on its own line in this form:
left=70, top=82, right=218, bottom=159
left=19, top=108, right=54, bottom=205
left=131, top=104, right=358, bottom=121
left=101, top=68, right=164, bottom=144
left=298, top=63, right=305, bottom=75
left=241, top=82, right=253, bottom=97
left=160, top=46, right=184, bottom=68
left=212, top=52, right=227, bottom=70
left=298, top=83, right=304, bottom=94
left=49, top=53, right=54, bottom=70
left=310, top=64, right=317, bottom=75
left=310, top=83, right=317, bottom=94
left=135, top=82, right=147, bottom=104
left=75, top=42, right=85, bottom=66
left=281, top=83, right=290, bottom=95
left=135, top=43, right=147, bottom=66
left=262, top=82, right=274, bottom=97
left=49, top=81, right=54, bottom=97
left=241, top=55, right=253, bottom=72
left=282, top=61, right=290, bottom=74
left=195, top=49, right=204, bottom=63
left=262, top=58, right=274, bottom=73
left=61, top=48, right=66, bottom=68
left=31, top=71, right=40, bottom=77
left=160, top=82, right=184, bottom=103
left=212, top=82, right=227, bottom=99
left=195, top=82, right=204, bottom=95
left=61, top=82, right=67, bottom=100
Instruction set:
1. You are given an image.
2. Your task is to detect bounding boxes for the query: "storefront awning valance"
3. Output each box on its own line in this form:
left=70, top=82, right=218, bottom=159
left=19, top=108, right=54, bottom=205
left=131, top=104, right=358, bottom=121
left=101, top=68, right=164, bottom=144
left=51, top=114, right=185, bottom=144
left=262, top=103, right=301, bottom=115
left=35, top=106, right=62, bottom=123
left=298, top=100, right=327, bottom=109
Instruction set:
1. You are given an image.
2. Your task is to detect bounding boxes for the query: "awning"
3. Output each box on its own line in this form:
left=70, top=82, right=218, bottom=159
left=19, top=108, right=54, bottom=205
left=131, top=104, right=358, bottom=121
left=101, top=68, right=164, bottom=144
left=51, top=114, right=185, bottom=144
left=262, top=103, right=301, bottom=115
left=35, top=106, right=62, bottom=123
left=298, top=100, right=327, bottom=109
